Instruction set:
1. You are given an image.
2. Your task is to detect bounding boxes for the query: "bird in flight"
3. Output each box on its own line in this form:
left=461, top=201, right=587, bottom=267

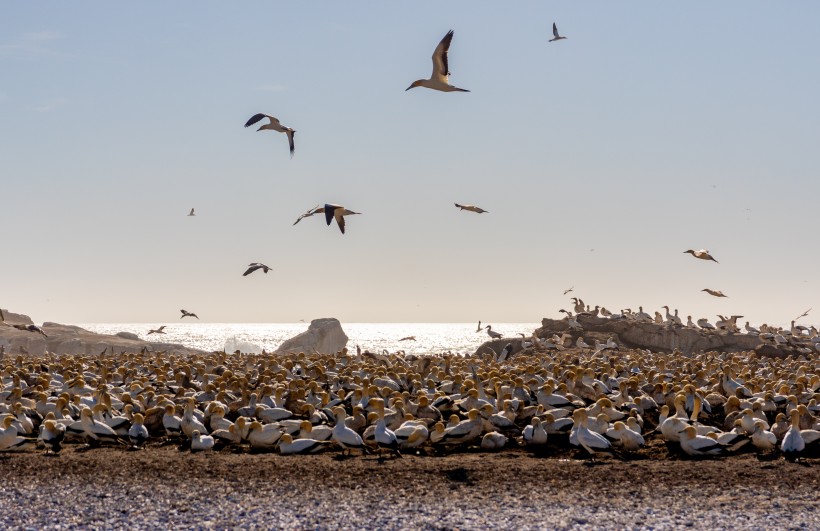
left=399, top=336, right=417, bottom=341
left=188, top=208, right=195, bottom=217
left=324, top=204, right=360, bottom=234
left=795, top=307, right=812, bottom=321
left=148, top=326, right=166, bottom=335
left=684, top=249, right=719, bottom=263
left=180, top=309, right=199, bottom=319
left=549, top=23, right=567, bottom=42
left=243, top=263, right=271, bottom=276
left=406, top=30, right=470, bottom=93
left=244, top=113, right=296, bottom=157
left=11, top=323, right=48, bottom=337
left=293, top=205, right=325, bottom=225
left=563, top=286, right=574, bottom=295
left=455, top=203, right=488, bottom=214
left=701, top=289, right=727, bottom=298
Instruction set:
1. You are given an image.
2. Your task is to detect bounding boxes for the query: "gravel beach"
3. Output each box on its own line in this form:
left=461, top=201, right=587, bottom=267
left=1, top=446, right=817, bottom=530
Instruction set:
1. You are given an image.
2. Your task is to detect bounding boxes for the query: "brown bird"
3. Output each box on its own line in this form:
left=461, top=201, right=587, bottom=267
left=455, top=203, right=488, bottom=214
left=180, top=309, right=199, bottom=319
left=399, top=336, right=417, bottom=342
left=148, top=326, right=166, bottom=335
left=702, top=289, right=727, bottom=298
left=684, top=249, right=718, bottom=263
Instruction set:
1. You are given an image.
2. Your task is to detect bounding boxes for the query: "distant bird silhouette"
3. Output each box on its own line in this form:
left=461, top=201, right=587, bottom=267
left=563, top=286, right=574, bottom=295
left=188, top=208, right=195, bottom=217
left=148, top=326, right=166, bottom=335
left=180, top=309, right=199, bottom=319
left=399, top=336, right=417, bottom=342
left=406, top=30, right=470, bottom=93
left=455, top=203, right=488, bottom=214
left=244, top=113, right=296, bottom=157
left=684, top=249, right=719, bottom=263
left=475, top=320, right=482, bottom=333
left=702, top=289, right=727, bottom=298
left=293, top=205, right=324, bottom=225
left=549, top=23, right=567, bottom=42
left=11, top=323, right=47, bottom=337
left=243, top=263, right=271, bottom=276
left=324, top=204, right=360, bottom=234
left=794, top=308, right=812, bottom=321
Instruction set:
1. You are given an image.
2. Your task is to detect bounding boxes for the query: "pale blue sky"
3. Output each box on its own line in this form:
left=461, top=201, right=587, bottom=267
left=2, top=2, right=819, bottom=325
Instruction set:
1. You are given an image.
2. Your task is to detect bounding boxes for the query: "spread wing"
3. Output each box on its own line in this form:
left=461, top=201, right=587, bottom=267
left=553, top=23, right=559, bottom=38
left=336, top=213, right=346, bottom=234
left=243, top=264, right=260, bottom=276
left=431, top=30, right=454, bottom=82
left=294, top=205, right=322, bottom=225
left=324, top=204, right=339, bottom=226
left=244, top=113, right=268, bottom=128
left=286, top=130, right=295, bottom=156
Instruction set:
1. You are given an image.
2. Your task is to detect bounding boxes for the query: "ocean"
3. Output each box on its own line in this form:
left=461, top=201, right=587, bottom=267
left=79, top=322, right=541, bottom=355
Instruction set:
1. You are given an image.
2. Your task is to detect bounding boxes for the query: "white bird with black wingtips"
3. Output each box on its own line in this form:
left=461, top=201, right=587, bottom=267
left=244, top=113, right=296, bottom=157
left=406, top=30, right=470, bottom=93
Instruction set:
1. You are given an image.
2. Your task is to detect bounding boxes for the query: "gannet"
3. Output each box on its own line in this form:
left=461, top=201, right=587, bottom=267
left=781, top=410, right=805, bottom=457
left=190, top=430, right=215, bottom=452
left=180, top=309, right=199, bottom=319
left=324, top=203, right=360, bottom=234
left=522, top=417, right=548, bottom=447
left=373, top=399, right=401, bottom=458
left=147, top=326, right=166, bottom=335
left=38, top=418, right=65, bottom=453
left=563, top=286, right=574, bottom=295
left=484, top=325, right=502, bottom=339
left=475, top=321, right=482, bottom=333
left=697, top=318, right=715, bottom=331
left=247, top=421, right=282, bottom=450
left=679, top=426, right=723, bottom=457
left=454, top=203, right=488, bottom=214
left=394, top=420, right=429, bottom=450
left=702, top=289, right=727, bottom=298
left=744, top=322, right=760, bottom=334
left=188, top=208, right=195, bottom=217
left=684, top=249, right=719, bottom=263
left=278, top=433, right=332, bottom=455
left=794, top=307, right=811, bottom=321
left=244, top=113, right=296, bottom=157
left=128, top=412, right=149, bottom=448
left=442, top=409, right=483, bottom=445
left=72, top=408, right=125, bottom=446
left=0, top=417, right=36, bottom=452
left=406, top=30, right=470, bottom=93
left=549, top=22, right=567, bottom=42
left=162, top=404, right=182, bottom=437
left=11, top=323, right=48, bottom=337
left=181, top=398, right=208, bottom=438
left=750, top=421, right=777, bottom=452
left=607, top=421, right=644, bottom=452
left=480, top=431, right=507, bottom=450
left=331, top=407, right=368, bottom=455
left=243, top=262, right=271, bottom=276
left=571, top=409, right=613, bottom=458
left=398, top=336, right=417, bottom=342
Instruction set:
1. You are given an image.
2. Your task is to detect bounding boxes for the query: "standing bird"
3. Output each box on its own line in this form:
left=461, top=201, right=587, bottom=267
left=244, top=113, right=296, bottom=157
left=702, top=289, right=727, bottom=298
left=684, top=249, right=719, bottom=263
left=39, top=418, right=66, bottom=454
left=180, top=309, right=199, bottom=319
left=188, top=208, right=195, bottom=217
left=454, top=203, right=488, bottom=214
left=324, top=204, right=361, bottom=234
left=485, top=325, right=502, bottom=339
left=147, top=326, right=166, bottom=335
left=549, top=22, right=567, bottom=42
left=406, top=30, right=470, bottom=93
left=243, top=263, right=271, bottom=276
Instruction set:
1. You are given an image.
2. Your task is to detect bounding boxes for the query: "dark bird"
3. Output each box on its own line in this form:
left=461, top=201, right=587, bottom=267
left=684, top=249, right=719, bottom=263
left=148, top=326, right=166, bottom=335
left=794, top=308, right=812, bottom=321
left=702, top=289, right=728, bottom=298
left=455, top=203, right=488, bottom=214
left=475, top=320, right=482, bottom=333
left=399, top=336, right=417, bottom=342
left=188, top=208, right=195, bottom=216
left=12, top=324, right=47, bottom=337
left=563, top=286, right=574, bottom=296
left=244, top=113, right=296, bottom=157
left=549, top=22, right=567, bottom=42
left=324, top=204, right=361, bottom=234
left=243, top=263, right=271, bottom=276
left=180, top=309, right=199, bottom=319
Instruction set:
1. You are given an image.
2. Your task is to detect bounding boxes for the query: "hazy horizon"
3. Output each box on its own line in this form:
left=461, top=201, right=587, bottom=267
left=2, top=3, right=818, bottom=327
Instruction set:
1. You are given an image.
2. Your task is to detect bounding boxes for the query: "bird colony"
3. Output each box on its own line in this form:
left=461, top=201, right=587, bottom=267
left=0, top=339, right=818, bottom=460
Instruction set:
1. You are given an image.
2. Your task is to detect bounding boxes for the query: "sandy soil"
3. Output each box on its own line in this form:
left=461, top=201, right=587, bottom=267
left=1, top=445, right=817, bottom=530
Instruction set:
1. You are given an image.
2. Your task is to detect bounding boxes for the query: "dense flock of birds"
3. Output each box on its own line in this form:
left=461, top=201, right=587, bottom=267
left=0, top=340, right=817, bottom=460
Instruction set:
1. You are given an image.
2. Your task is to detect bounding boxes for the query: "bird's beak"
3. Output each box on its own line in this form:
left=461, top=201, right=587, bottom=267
left=405, top=84, right=415, bottom=91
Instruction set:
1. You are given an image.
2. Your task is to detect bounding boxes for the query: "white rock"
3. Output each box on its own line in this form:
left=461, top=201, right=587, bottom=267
left=275, top=318, right=348, bottom=355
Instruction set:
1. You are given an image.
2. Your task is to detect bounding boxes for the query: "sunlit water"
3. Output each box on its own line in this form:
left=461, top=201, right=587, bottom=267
left=79, top=323, right=540, bottom=355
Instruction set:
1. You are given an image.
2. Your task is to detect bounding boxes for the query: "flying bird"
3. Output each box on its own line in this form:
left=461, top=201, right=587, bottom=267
left=794, top=308, right=812, bottom=321
left=293, top=205, right=324, bottom=225
left=406, top=30, right=470, bottom=93
left=243, top=263, right=271, bottom=276
left=148, top=326, right=166, bottom=335
left=455, top=203, right=488, bottom=214
left=684, top=249, right=719, bottom=263
left=188, top=208, right=195, bottom=217
left=244, top=113, right=296, bottom=157
left=399, top=336, right=417, bottom=342
left=11, top=323, right=47, bottom=337
left=324, top=204, right=360, bottom=234
left=563, top=286, right=574, bottom=296
left=702, top=289, right=727, bottom=298
left=475, top=320, right=482, bottom=333
left=549, top=23, right=567, bottom=42
left=180, top=309, right=199, bottom=319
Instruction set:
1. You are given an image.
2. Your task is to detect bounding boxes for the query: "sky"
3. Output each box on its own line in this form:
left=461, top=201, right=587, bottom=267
left=1, top=2, right=819, bottom=325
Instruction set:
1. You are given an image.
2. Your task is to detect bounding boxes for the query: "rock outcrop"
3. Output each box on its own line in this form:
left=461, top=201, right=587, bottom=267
left=275, top=318, right=348, bottom=355
left=0, top=310, right=207, bottom=357
left=475, top=315, right=791, bottom=357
